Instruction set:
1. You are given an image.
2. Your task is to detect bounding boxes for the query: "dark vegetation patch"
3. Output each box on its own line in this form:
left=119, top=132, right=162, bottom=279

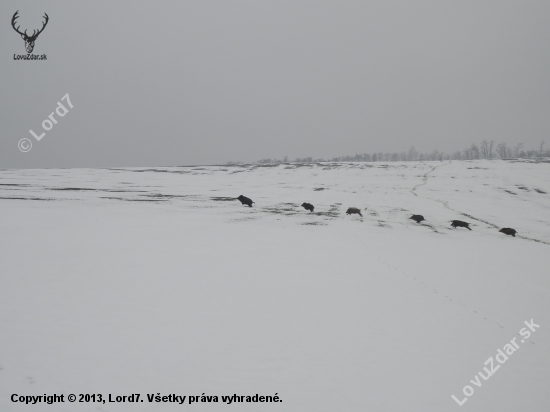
left=535, top=189, right=547, bottom=194
left=130, top=169, right=191, bottom=174
left=101, top=197, right=168, bottom=202
left=284, top=163, right=320, bottom=169
left=105, top=189, right=147, bottom=193
left=517, top=186, right=529, bottom=191
left=231, top=217, right=258, bottom=223
left=211, top=196, right=236, bottom=201
left=263, top=203, right=299, bottom=215
left=508, top=159, right=550, bottom=164
left=48, top=188, right=148, bottom=193
left=316, top=211, right=338, bottom=218
left=0, top=197, right=54, bottom=201
left=226, top=164, right=252, bottom=168
left=301, top=222, right=326, bottom=226
left=316, top=204, right=340, bottom=218
left=153, top=194, right=198, bottom=199
left=313, top=187, right=326, bottom=191
left=504, top=190, right=517, bottom=195
left=49, top=187, right=97, bottom=191
left=253, top=164, right=281, bottom=168
left=139, top=193, right=185, bottom=199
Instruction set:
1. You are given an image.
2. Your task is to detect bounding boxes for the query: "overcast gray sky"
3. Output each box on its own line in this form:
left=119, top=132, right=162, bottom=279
left=1, top=0, right=549, bottom=168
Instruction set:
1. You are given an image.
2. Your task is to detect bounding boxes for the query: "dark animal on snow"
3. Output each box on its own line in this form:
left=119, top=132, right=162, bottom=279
left=410, top=215, right=425, bottom=223
left=346, top=207, right=363, bottom=217
left=237, top=195, right=254, bottom=207
left=451, top=220, right=471, bottom=230
left=301, top=202, right=314, bottom=212
left=499, top=228, right=517, bottom=237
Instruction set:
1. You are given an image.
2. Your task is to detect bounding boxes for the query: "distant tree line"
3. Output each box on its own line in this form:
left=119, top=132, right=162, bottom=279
left=250, top=140, right=548, bottom=164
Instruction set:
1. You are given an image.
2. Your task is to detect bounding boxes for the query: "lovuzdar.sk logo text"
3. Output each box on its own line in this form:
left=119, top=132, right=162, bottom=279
left=12, top=11, right=48, bottom=60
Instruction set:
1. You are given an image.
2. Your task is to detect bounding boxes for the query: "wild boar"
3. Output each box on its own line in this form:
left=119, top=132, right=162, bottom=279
left=451, top=220, right=471, bottom=230
left=346, top=207, right=363, bottom=217
left=237, top=195, right=254, bottom=207
left=410, top=215, right=425, bottom=223
left=499, top=228, right=517, bottom=237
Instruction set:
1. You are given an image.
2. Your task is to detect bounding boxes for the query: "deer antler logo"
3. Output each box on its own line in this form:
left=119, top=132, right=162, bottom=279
left=11, top=11, right=49, bottom=54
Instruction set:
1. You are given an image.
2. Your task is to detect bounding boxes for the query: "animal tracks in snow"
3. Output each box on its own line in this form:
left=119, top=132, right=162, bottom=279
left=375, top=256, right=510, bottom=332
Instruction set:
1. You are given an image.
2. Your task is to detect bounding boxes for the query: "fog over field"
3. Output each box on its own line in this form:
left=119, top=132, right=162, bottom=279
left=1, top=1, right=550, bottom=167
left=0, top=160, right=548, bottom=411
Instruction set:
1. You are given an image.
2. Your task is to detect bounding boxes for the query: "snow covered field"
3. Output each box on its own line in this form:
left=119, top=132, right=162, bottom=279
left=0, top=160, right=549, bottom=411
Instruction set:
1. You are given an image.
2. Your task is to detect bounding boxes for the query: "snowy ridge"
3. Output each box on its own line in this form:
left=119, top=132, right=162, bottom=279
left=1, top=160, right=549, bottom=243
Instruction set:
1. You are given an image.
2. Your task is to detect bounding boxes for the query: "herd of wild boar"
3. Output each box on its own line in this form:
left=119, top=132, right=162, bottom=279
left=236, top=195, right=518, bottom=237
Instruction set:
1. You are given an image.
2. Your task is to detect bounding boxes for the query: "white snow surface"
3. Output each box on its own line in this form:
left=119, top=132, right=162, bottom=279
left=0, top=160, right=549, bottom=411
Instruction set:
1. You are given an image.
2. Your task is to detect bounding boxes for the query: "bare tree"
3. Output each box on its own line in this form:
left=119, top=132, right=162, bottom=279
left=407, top=146, right=419, bottom=161
left=513, top=143, right=523, bottom=158
left=470, top=144, right=479, bottom=159
left=257, top=138, right=547, bottom=165
left=480, top=140, right=489, bottom=159
left=480, top=140, right=494, bottom=159
left=496, top=142, right=509, bottom=159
